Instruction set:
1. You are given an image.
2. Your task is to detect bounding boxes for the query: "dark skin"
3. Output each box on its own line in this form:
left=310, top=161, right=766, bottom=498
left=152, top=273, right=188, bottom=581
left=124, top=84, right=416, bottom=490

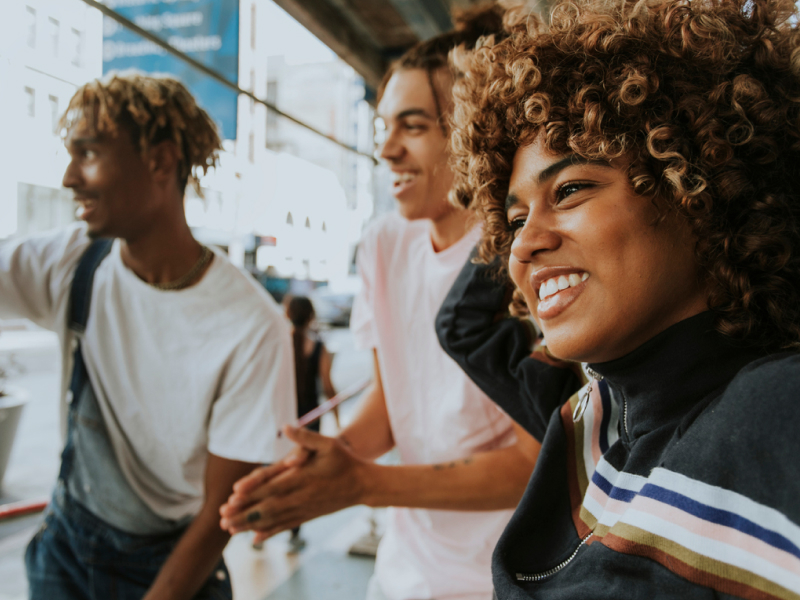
left=62, top=119, right=257, bottom=600
left=144, top=456, right=256, bottom=600
left=63, top=122, right=207, bottom=286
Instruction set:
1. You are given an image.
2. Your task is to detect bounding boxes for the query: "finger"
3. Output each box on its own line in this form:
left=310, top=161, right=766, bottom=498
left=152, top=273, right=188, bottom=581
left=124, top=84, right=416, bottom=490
left=283, top=425, right=332, bottom=451
left=283, top=445, right=312, bottom=468
left=220, top=496, right=261, bottom=519
left=228, top=463, right=310, bottom=514
left=224, top=481, right=313, bottom=533
left=233, top=462, right=291, bottom=495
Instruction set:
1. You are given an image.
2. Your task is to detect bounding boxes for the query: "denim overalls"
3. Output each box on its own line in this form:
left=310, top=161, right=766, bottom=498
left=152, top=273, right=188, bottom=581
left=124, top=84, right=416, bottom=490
left=25, top=239, right=232, bottom=600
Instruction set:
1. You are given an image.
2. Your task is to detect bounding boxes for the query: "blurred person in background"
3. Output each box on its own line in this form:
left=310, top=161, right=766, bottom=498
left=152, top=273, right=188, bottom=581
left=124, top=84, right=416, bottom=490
left=219, top=5, right=546, bottom=600
left=438, top=0, right=800, bottom=597
left=283, top=294, right=338, bottom=552
left=0, top=73, right=295, bottom=600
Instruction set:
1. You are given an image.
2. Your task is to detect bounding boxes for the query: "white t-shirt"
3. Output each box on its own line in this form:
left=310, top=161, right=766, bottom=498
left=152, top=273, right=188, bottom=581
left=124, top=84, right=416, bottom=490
left=0, top=224, right=295, bottom=521
left=351, top=213, right=516, bottom=600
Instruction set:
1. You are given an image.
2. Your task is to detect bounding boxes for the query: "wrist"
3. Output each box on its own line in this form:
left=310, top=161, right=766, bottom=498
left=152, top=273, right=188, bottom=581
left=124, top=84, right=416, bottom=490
left=354, top=461, right=385, bottom=508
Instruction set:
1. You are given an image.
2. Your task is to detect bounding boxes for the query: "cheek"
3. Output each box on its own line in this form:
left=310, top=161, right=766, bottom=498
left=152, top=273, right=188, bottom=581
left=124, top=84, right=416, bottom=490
left=508, top=256, right=535, bottom=302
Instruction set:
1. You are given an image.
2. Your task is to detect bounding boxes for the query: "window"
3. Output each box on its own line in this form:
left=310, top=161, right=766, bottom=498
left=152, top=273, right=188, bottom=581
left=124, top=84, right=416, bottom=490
left=249, top=69, right=255, bottom=114
left=48, top=17, right=59, bottom=57
left=49, top=95, right=59, bottom=133
left=304, top=217, right=311, bottom=229
left=70, top=28, right=82, bottom=66
left=322, top=221, right=327, bottom=232
left=286, top=212, right=293, bottom=226
left=248, top=132, right=255, bottom=163
left=25, top=6, right=36, bottom=48
left=250, top=4, right=256, bottom=49
left=24, top=87, right=35, bottom=117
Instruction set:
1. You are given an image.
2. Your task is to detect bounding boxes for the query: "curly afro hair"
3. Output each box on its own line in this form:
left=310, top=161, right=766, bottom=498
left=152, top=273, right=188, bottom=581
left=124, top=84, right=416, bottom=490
left=450, top=0, right=800, bottom=350
left=60, top=71, right=222, bottom=195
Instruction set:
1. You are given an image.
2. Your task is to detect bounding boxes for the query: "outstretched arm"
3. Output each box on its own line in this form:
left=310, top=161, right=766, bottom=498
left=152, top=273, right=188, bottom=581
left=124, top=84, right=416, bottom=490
left=436, top=249, right=583, bottom=440
left=219, top=357, right=540, bottom=542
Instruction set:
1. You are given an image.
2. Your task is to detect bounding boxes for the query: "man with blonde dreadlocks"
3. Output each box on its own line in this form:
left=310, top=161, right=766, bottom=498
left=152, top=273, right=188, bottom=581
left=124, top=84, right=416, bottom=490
left=0, top=73, right=296, bottom=600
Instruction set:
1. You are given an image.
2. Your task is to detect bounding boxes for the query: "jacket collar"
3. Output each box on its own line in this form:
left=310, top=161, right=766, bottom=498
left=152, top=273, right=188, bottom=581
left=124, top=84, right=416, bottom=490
left=587, top=312, right=765, bottom=441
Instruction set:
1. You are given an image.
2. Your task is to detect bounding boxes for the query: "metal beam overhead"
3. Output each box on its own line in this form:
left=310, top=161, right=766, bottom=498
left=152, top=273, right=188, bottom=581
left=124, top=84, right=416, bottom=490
left=272, top=0, right=388, bottom=91
left=384, top=0, right=453, bottom=39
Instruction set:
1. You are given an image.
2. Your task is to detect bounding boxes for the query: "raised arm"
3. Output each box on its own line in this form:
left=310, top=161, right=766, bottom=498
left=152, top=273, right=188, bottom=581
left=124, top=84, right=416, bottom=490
left=436, top=249, right=583, bottom=440
left=0, top=226, right=89, bottom=328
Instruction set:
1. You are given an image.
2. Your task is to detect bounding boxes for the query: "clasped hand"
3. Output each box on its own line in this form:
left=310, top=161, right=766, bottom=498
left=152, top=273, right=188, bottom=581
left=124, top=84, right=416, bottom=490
left=219, top=425, right=368, bottom=543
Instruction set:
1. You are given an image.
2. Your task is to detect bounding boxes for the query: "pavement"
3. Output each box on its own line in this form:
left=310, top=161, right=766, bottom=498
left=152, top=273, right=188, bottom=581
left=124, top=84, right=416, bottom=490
left=0, top=323, right=377, bottom=600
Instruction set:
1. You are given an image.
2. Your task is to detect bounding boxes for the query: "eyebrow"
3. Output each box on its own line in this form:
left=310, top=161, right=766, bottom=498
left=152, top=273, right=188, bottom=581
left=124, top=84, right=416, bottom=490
left=536, top=155, right=608, bottom=185
left=395, top=108, right=436, bottom=121
left=505, top=193, right=520, bottom=212
left=68, top=137, right=102, bottom=146
left=505, top=154, right=610, bottom=211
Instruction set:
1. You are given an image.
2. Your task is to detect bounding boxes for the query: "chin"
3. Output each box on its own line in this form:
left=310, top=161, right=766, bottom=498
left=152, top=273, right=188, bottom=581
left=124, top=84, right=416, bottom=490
left=395, top=200, right=427, bottom=221
left=84, top=221, right=114, bottom=240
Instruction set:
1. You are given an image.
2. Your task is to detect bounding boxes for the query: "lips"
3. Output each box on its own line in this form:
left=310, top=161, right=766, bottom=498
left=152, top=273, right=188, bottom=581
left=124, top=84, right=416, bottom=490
left=390, top=170, right=420, bottom=197
left=74, top=197, right=98, bottom=221
left=531, top=268, right=590, bottom=320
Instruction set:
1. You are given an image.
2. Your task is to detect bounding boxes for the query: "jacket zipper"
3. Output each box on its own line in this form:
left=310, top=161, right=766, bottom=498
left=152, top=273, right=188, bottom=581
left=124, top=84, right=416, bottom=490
left=516, top=533, right=593, bottom=582
left=622, top=394, right=630, bottom=438
left=572, top=367, right=603, bottom=422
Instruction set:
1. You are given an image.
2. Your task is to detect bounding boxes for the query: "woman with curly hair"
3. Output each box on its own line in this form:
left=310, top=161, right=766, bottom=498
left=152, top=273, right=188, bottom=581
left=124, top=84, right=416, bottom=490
left=436, top=0, right=800, bottom=598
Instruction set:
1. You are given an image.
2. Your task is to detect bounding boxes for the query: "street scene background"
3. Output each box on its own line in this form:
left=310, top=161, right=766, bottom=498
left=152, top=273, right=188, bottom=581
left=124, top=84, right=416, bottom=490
left=0, top=0, right=394, bottom=597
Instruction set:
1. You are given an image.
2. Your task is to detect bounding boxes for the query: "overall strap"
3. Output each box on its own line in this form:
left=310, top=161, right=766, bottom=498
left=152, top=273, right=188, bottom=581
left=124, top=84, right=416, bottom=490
left=59, top=238, right=113, bottom=483
left=69, top=238, right=113, bottom=334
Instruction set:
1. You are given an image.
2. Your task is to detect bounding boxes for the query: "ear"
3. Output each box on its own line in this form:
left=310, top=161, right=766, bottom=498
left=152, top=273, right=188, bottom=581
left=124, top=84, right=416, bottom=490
left=148, top=140, right=181, bottom=191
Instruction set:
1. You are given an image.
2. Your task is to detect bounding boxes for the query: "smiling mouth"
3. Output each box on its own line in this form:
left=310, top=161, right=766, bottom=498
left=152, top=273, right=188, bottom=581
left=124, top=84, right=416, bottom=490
left=74, top=198, right=98, bottom=219
left=392, top=171, right=419, bottom=188
left=538, top=272, right=589, bottom=300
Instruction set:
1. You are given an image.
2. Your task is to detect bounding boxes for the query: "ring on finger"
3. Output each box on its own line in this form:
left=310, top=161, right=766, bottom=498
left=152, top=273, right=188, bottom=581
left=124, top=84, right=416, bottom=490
left=246, top=510, right=261, bottom=523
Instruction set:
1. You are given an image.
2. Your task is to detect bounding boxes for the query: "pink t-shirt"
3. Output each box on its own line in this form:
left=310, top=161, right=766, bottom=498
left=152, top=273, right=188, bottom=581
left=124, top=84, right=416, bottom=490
left=351, top=213, right=516, bottom=600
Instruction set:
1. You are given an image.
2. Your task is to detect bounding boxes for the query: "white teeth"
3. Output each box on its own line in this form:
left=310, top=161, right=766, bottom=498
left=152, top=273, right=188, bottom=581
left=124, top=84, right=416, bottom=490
left=393, top=172, right=417, bottom=184
left=538, top=272, right=589, bottom=301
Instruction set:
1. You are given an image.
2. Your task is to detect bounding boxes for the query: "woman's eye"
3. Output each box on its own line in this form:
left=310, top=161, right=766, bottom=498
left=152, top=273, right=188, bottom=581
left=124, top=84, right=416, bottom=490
left=507, top=217, right=526, bottom=234
left=555, top=182, right=592, bottom=203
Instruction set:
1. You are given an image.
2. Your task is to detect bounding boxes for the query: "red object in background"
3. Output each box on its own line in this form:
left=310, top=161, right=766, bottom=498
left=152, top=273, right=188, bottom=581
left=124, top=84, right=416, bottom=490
left=259, top=236, right=277, bottom=247
left=0, top=498, right=48, bottom=521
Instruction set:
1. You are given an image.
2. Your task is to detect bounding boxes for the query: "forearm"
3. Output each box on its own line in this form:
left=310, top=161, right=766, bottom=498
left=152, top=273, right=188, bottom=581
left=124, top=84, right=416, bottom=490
left=436, top=251, right=583, bottom=439
left=144, top=510, right=229, bottom=600
left=358, top=444, right=534, bottom=511
left=337, top=352, right=394, bottom=460
left=337, top=388, right=393, bottom=460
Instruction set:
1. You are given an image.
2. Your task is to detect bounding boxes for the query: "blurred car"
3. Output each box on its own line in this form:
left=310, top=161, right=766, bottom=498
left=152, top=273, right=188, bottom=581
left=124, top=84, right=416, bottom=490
left=310, top=287, right=355, bottom=327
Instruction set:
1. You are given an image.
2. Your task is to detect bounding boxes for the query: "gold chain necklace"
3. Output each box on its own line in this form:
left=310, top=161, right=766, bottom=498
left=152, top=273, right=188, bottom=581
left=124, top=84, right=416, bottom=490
left=150, top=245, right=213, bottom=291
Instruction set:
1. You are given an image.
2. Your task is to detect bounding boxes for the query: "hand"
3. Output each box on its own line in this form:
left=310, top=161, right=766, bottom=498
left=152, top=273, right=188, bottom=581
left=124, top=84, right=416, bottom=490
left=218, top=425, right=370, bottom=543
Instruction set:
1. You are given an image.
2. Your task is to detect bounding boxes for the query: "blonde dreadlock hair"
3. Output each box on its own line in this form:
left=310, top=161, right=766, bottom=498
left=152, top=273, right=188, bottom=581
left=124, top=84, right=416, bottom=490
left=60, top=71, right=222, bottom=195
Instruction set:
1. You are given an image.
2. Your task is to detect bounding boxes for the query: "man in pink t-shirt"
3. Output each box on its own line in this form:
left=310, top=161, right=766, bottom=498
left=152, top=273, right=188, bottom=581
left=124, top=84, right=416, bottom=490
left=220, top=7, right=541, bottom=599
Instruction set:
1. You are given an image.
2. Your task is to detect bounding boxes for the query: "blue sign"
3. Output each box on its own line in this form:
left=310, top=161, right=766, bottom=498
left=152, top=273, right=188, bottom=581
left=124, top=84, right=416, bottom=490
left=103, top=0, right=239, bottom=140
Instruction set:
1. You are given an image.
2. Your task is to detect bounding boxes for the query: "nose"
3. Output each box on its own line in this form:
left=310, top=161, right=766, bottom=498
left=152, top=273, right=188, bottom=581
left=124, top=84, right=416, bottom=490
left=509, top=209, right=561, bottom=265
left=62, top=156, right=81, bottom=189
left=378, top=126, right=404, bottom=163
